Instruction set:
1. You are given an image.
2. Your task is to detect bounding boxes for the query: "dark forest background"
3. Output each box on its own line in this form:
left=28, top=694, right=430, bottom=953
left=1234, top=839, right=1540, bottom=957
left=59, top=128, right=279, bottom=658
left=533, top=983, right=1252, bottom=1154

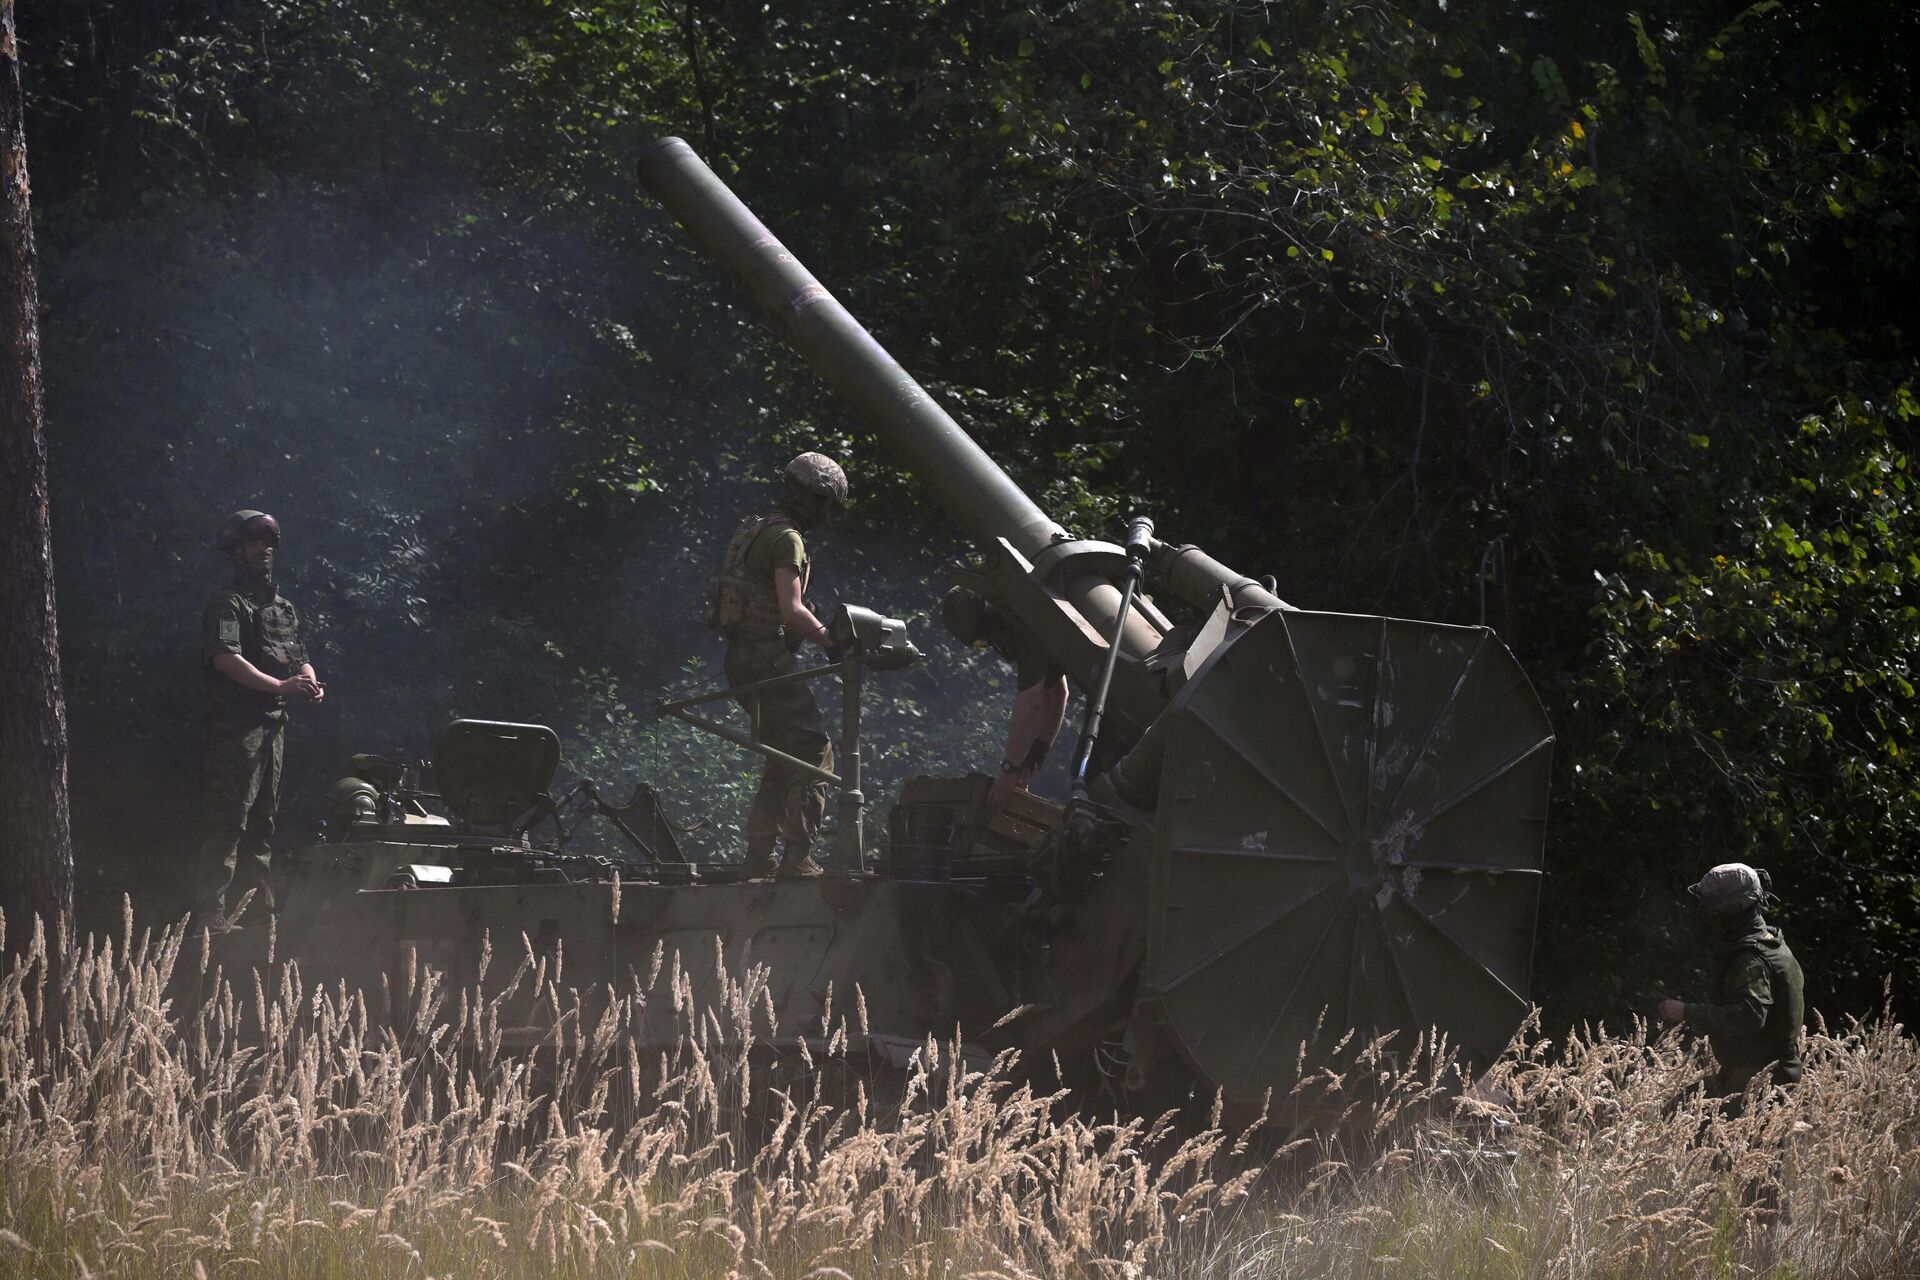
left=20, top=0, right=1918, bottom=1031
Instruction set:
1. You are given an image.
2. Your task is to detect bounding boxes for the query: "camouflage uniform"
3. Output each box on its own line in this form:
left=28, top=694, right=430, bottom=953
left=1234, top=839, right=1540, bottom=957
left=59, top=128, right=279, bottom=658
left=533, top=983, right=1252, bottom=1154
left=1660, top=863, right=1805, bottom=1220
left=196, top=579, right=308, bottom=916
left=711, top=512, right=835, bottom=871
left=1687, top=913, right=1806, bottom=1101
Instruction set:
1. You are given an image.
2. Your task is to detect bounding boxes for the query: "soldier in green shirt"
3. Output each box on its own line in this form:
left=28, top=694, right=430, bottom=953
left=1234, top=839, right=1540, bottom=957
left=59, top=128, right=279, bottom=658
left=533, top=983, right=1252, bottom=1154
left=195, top=510, right=324, bottom=928
left=1657, top=862, right=1806, bottom=1106
left=707, top=453, right=849, bottom=878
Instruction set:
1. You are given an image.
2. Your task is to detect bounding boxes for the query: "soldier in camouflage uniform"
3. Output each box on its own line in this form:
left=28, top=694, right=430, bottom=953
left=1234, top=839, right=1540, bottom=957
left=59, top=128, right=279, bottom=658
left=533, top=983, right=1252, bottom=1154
left=708, top=453, right=849, bottom=879
left=1657, top=862, right=1806, bottom=1108
left=195, top=510, right=324, bottom=927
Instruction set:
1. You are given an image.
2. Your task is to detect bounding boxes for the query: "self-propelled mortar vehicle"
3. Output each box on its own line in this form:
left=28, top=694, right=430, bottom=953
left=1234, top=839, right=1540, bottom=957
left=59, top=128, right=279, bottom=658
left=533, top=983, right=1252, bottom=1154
left=210, top=139, right=1554, bottom=1119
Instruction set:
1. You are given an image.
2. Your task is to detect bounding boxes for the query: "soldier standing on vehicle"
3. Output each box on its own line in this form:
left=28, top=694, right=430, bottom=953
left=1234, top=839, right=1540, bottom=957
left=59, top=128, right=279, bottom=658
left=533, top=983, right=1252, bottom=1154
left=195, top=509, right=323, bottom=928
left=940, top=586, right=1069, bottom=808
left=1656, top=862, right=1806, bottom=1110
left=708, top=453, right=848, bottom=879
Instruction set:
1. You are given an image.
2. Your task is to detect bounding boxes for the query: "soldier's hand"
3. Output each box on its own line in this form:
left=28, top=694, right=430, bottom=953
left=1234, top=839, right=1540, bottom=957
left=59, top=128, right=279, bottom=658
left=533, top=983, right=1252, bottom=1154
left=990, top=766, right=1032, bottom=808
left=307, top=680, right=326, bottom=705
left=279, top=674, right=321, bottom=701
left=1655, top=997, right=1686, bottom=1025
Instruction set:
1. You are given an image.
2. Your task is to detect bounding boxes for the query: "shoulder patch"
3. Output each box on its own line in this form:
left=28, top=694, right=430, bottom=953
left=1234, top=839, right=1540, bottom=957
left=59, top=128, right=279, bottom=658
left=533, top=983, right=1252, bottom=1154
left=219, top=618, right=241, bottom=644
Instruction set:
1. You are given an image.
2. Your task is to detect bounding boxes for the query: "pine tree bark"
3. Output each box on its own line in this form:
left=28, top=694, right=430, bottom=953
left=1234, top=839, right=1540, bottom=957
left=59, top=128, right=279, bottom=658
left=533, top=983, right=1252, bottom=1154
left=0, top=0, right=75, bottom=940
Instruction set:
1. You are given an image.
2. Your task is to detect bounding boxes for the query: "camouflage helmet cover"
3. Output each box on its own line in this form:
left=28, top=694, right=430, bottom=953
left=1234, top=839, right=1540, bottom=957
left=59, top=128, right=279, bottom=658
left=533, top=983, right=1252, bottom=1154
left=216, top=509, right=281, bottom=551
left=1687, top=862, right=1772, bottom=915
left=782, top=452, right=849, bottom=505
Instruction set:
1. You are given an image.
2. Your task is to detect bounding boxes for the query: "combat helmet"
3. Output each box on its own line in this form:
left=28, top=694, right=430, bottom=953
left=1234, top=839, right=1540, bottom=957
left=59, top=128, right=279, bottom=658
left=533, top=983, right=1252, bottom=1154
left=1687, top=862, right=1774, bottom=915
left=216, top=509, right=281, bottom=552
left=782, top=452, right=849, bottom=505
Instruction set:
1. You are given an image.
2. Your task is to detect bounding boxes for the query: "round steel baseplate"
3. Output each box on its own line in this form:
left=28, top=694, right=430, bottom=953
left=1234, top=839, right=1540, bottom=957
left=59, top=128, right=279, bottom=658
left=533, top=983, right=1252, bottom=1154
left=1144, top=610, right=1553, bottom=1101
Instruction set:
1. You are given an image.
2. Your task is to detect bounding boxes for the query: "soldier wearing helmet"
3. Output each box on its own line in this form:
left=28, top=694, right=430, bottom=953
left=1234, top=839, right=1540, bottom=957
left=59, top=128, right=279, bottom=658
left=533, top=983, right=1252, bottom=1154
left=1656, top=862, right=1806, bottom=1102
left=195, top=509, right=324, bottom=928
left=941, top=586, right=1068, bottom=808
left=706, top=453, right=849, bottom=879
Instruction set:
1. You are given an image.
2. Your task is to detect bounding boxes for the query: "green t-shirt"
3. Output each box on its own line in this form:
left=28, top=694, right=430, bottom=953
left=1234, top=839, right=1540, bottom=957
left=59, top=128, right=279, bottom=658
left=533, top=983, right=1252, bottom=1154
left=984, top=609, right=1064, bottom=692
left=744, top=523, right=806, bottom=579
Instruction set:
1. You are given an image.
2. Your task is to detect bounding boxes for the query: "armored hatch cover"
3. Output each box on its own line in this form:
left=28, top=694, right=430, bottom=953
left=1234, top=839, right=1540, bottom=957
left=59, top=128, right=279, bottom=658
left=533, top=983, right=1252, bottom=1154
left=1142, top=609, right=1553, bottom=1102
left=432, top=720, right=561, bottom=827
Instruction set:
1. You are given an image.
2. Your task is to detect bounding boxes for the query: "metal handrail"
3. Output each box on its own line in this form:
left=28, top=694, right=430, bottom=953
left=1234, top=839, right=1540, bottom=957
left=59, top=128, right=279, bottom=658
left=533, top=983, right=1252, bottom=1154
left=655, top=656, right=871, bottom=869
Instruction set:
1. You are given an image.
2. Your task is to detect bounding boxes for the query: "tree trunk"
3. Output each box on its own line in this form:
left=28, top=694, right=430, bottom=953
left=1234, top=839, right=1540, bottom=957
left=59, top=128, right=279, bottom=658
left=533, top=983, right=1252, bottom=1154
left=0, top=0, right=75, bottom=941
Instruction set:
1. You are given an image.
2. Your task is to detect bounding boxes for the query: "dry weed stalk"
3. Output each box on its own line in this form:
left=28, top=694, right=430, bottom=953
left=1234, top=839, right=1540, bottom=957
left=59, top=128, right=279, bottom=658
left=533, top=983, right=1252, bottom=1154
left=0, top=904, right=1914, bottom=1279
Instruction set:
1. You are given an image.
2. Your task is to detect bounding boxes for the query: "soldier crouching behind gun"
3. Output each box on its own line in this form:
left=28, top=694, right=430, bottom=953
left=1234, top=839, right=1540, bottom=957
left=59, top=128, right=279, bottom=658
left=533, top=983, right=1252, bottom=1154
left=194, top=510, right=324, bottom=930
left=941, top=586, right=1068, bottom=809
left=1656, top=862, right=1806, bottom=1114
left=707, top=453, right=849, bottom=880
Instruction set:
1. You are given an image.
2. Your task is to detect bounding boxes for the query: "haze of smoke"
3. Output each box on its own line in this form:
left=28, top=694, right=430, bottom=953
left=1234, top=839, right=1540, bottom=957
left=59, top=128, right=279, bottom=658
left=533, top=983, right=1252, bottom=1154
left=41, top=177, right=1013, bottom=909
left=1, top=905, right=1915, bottom=1278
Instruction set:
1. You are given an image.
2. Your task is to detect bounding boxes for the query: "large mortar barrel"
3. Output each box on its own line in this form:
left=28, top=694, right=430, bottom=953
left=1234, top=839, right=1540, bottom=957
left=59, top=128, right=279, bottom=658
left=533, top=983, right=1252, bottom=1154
left=638, top=138, right=1065, bottom=561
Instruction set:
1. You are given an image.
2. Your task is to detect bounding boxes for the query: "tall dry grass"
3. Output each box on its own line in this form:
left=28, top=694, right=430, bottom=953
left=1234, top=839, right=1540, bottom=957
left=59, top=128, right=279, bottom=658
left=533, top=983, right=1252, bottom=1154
left=0, top=902, right=1915, bottom=1279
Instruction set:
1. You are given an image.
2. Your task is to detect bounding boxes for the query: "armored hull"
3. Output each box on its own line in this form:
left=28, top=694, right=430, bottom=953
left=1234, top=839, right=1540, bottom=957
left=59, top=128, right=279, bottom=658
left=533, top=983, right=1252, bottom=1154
left=215, top=590, right=1549, bottom=1118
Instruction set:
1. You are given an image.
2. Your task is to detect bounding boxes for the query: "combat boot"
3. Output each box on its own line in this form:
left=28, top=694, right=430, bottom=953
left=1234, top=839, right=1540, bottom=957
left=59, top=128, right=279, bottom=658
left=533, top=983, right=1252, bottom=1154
left=777, top=853, right=825, bottom=879
left=743, top=843, right=780, bottom=879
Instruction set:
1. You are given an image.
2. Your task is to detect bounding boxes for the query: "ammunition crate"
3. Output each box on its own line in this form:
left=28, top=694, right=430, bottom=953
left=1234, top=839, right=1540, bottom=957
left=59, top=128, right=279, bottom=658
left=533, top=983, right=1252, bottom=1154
left=884, top=773, right=1062, bottom=880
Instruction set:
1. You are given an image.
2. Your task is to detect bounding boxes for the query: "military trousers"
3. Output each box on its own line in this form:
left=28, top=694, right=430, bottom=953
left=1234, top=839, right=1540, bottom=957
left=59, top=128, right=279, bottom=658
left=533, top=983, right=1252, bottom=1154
left=195, top=713, right=285, bottom=918
left=725, top=636, right=834, bottom=866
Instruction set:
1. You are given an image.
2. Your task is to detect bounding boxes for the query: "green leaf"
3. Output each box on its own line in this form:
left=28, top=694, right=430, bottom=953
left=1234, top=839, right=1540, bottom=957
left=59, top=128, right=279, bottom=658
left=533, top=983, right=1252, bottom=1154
left=1626, top=15, right=1669, bottom=87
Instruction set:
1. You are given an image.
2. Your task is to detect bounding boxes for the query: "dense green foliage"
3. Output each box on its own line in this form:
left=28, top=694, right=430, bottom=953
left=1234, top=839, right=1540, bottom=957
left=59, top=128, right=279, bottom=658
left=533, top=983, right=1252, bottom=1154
left=23, top=0, right=1918, bottom=1027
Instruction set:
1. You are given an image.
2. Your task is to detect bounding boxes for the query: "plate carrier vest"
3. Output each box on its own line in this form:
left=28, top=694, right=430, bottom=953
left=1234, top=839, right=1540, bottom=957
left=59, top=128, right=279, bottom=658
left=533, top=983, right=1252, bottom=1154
left=707, top=513, right=809, bottom=640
